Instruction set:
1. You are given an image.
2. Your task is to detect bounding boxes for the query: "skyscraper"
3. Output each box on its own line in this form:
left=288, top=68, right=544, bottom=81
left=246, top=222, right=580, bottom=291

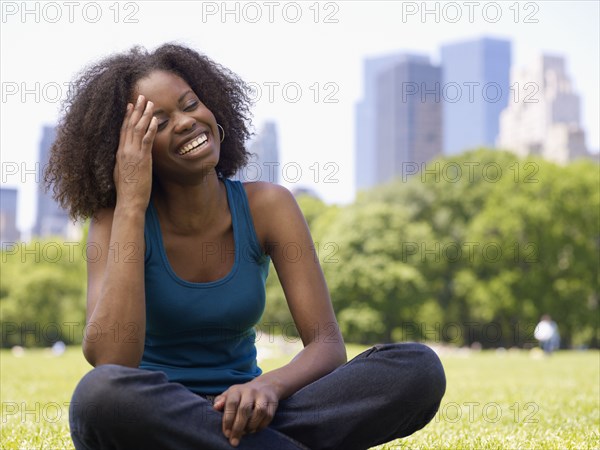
left=356, top=53, right=417, bottom=190
left=0, top=187, right=20, bottom=249
left=33, top=125, right=79, bottom=239
left=238, top=121, right=280, bottom=183
left=356, top=53, right=442, bottom=190
left=441, top=37, right=511, bottom=155
left=497, top=54, right=589, bottom=164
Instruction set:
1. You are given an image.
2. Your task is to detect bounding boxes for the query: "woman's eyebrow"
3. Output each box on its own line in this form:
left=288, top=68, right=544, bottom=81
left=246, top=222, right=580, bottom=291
left=153, top=90, right=194, bottom=115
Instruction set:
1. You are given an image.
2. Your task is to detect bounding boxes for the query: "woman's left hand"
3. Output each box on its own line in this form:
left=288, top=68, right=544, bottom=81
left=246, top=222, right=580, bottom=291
left=213, top=378, right=281, bottom=447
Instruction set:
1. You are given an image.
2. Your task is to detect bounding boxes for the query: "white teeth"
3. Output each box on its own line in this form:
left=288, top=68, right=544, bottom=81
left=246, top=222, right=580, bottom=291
left=179, top=133, right=208, bottom=155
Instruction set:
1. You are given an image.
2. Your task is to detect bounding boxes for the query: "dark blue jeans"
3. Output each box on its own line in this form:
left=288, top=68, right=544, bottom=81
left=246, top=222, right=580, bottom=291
left=69, top=342, right=445, bottom=450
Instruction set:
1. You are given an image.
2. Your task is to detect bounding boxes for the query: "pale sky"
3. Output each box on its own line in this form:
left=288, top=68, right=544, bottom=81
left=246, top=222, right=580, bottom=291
left=1, top=1, right=599, bottom=234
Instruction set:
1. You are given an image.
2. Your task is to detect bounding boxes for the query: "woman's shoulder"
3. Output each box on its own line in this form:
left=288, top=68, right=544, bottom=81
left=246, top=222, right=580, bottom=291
left=239, top=181, right=301, bottom=243
left=240, top=181, right=296, bottom=211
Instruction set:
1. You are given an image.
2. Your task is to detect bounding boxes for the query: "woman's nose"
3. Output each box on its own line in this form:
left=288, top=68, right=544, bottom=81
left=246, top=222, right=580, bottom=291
left=174, top=114, right=195, bottom=134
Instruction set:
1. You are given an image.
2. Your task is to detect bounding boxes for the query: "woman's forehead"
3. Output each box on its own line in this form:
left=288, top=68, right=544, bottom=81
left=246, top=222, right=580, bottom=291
left=131, top=70, right=194, bottom=102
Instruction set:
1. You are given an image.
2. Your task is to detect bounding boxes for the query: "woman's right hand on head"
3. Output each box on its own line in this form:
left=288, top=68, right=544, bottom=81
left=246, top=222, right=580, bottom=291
left=113, top=94, right=158, bottom=211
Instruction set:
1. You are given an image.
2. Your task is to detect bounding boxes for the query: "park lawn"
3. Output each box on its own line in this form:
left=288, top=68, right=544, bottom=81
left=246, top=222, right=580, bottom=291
left=1, top=345, right=598, bottom=449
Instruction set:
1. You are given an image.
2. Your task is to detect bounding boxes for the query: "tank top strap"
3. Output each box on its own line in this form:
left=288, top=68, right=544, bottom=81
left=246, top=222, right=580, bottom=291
left=223, top=178, right=265, bottom=261
left=144, top=202, right=155, bottom=264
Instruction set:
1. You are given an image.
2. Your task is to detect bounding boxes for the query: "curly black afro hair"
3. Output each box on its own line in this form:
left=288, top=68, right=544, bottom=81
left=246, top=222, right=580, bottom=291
left=45, top=43, right=254, bottom=220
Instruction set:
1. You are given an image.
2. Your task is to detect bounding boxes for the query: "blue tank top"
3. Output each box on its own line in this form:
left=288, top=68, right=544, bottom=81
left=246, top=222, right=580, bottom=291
left=139, top=178, right=270, bottom=394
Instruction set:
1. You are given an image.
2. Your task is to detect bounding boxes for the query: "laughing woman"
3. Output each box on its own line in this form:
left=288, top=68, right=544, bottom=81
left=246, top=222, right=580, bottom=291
left=46, top=43, right=445, bottom=450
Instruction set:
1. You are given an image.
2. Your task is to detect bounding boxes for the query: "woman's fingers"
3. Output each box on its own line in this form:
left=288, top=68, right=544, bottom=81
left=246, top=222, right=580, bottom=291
left=250, top=394, right=278, bottom=434
left=126, top=95, right=146, bottom=142
left=113, top=94, right=155, bottom=209
left=222, top=392, right=241, bottom=439
left=245, top=400, right=271, bottom=434
left=119, top=103, right=133, bottom=143
left=132, top=99, right=154, bottom=144
left=227, top=396, right=278, bottom=446
left=215, top=383, right=280, bottom=446
left=228, top=394, right=255, bottom=447
left=142, top=116, right=158, bottom=154
left=213, top=394, right=225, bottom=411
left=124, top=95, right=154, bottom=145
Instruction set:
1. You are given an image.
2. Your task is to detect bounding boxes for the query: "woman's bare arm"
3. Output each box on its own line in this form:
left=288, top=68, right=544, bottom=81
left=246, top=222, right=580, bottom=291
left=83, top=206, right=147, bottom=367
left=214, top=182, right=347, bottom=446
left=83, top=96, right=157, bottom=367
left=251, top=182, right=347, bottom=398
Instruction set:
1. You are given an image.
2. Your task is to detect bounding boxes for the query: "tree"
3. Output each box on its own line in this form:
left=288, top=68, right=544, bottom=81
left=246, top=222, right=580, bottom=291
left=1, top=237, right=87, bottom=347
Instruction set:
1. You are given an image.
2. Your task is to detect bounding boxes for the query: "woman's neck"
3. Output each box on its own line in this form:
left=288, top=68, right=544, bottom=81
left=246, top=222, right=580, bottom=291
left=151, top=171, right=228, bottom=235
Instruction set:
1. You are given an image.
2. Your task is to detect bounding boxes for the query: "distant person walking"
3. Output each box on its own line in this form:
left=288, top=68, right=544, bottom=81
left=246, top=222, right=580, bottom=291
left=534, top=314, right=560, bottom=354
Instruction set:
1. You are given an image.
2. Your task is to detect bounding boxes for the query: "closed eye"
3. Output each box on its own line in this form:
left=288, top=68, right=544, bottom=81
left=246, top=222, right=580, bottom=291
left=157, top=120, right=168, bottom=132
left=184, top=101, right=199, bottom=111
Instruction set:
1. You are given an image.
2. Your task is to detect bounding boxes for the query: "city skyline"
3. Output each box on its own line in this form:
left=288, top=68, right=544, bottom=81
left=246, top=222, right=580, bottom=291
left=356, top=53, right=434, bottom=190
left=2, top=1, right=598, bottom=234
left=0, top=186, right=19, bottom=248
left=498, top=54, right=590, bottom=164
left=375, top=55, right=442, bottom=186
left=441, top=37, right=511, bottom=155
left=237, top=121, right=281, bottom=184
left=356, top=36, right=517, bottom=190
left=32, top=125, right=75, bottom=240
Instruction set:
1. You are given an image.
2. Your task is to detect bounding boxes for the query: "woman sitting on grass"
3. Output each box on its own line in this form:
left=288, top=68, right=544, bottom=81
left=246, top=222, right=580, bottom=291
left=46, top=43, right=446, bottom=450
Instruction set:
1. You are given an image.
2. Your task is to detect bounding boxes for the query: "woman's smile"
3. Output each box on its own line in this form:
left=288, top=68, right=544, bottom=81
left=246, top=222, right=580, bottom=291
left=177, top=131, right=210, bottom=156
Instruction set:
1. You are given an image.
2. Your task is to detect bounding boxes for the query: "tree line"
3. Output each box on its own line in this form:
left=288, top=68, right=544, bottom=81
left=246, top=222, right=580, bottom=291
left=266, top=149, right=599, bottom=348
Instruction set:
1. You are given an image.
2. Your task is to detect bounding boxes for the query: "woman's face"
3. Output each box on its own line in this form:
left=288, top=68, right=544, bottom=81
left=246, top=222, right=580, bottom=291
left=132, top=70, right=220, bottom=182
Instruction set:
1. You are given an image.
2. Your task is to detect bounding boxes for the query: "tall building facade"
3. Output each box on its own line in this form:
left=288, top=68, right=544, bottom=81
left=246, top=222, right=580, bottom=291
left=441, top=37, right=511, bottom=155
left=497, top=54, right=589, bottom=164
left=0, top=187, right=20, bottom=249
left=238, top=121, right=280, bottom=183
left=355, top=54, right=417, bottom=190
left=33, top=126, right=80, bottom=239
left=356, top=54, right=442, bottom=190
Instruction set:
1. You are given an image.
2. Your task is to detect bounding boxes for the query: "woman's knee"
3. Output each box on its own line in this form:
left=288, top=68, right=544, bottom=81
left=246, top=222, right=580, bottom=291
left=410, top=343, right=445, bottom=388
left=71, top=364, right=126, bottom=403
left=69, top=364, right=143, bottom=429
left=381, top=342, right=446, bottom=404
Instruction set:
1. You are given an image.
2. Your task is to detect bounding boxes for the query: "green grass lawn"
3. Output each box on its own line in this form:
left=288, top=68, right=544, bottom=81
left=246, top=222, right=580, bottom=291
left=1, top=345, right=598, bottom=449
